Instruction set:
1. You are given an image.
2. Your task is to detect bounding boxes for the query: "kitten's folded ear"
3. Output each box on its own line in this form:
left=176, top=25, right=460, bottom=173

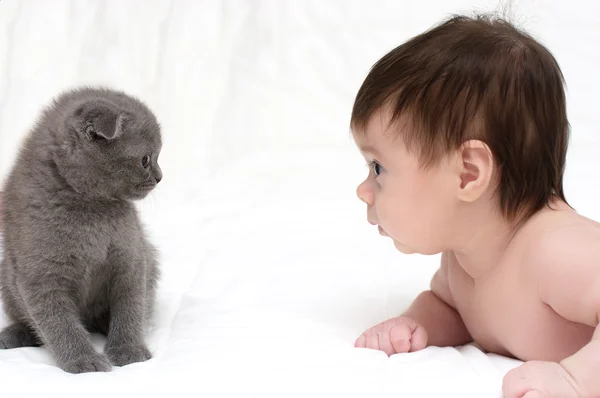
left=74, top=100, right=129, bottom=141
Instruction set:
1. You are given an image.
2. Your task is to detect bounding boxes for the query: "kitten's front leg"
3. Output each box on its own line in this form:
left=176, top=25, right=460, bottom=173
left=22, top=282, right=111, bottom=373
left=104, top=251, right=151, bottom=367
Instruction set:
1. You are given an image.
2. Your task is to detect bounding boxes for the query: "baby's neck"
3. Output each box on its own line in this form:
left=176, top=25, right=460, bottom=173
left=450, top=198, right=571, bottom=281
left=450, top=206, right=520, bottom=281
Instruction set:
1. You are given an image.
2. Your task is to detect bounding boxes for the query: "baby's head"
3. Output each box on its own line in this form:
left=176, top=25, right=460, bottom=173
left=351, top=14, right=569, bottom=255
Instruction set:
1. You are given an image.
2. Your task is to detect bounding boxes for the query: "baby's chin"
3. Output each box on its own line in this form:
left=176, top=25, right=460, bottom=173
left=384, top=232, right=421, bottom=254
left=392, top=240, right=418, bottom=255
left=378, top=227, right=417, bottom=254
left=393, top=239, right=443, bottom=256
left=380, top=226, right=439, bottom=255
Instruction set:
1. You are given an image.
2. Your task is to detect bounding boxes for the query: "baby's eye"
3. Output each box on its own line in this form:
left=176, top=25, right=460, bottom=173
left=142, top=155, right=151, bottom=168
left=369, top=161, right=382, bottom=176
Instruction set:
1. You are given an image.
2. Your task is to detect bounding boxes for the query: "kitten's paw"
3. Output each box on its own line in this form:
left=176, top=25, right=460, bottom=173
left=62, top=352, right=111, bottom=374
left=0, top=323, right=40, bottom=349
left=106, top=343, right=151, bottom=367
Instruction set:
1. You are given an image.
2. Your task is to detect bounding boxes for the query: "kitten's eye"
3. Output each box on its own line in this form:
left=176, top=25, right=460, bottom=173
left=142, top=155, right=151, bottom=168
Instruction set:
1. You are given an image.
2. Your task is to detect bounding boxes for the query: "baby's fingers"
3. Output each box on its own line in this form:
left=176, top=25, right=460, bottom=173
left=354, top=334, right=366, bottom=348
left=377, top=330, right=396, bottom=356
left=388, top=324, right=412, bottom=353
left=366, top=332, right=380, bottom=351
left=354, top=332, right=379, bottom=350
left=409, top=324, right=428, bottom=351
left=354, top=331, right=385, bottom=352
left=389, top=322, right=427, bottom=353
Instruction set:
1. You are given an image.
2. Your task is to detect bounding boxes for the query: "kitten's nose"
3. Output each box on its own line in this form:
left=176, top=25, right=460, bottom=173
left=154, top=165, right=163, bottom=184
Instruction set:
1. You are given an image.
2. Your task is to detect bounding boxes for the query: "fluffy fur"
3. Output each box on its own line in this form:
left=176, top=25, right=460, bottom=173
left=0, top=87, right=162, bottom=373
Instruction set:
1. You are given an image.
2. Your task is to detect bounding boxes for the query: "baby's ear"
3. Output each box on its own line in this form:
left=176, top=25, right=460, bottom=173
left=456, top=139, right=495, bottom=202
left=73, top=100, right=128, bottom=141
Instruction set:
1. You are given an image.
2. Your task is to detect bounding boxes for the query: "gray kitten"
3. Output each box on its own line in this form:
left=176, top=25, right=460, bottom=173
left=0, top=87, right=162, bottom=373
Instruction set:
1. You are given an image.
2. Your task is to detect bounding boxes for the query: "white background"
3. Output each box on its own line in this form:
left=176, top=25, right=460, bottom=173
left=0, top=1, right=598, bottom=397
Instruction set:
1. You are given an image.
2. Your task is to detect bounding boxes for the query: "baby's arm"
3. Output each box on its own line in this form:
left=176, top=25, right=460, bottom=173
left=355, top=252, right=472, bottom=355
left=404, top=252, right=472, bottom=347
left=503, top=229, right=600, bottom=397
left=535, top=232, right=600, bottom=397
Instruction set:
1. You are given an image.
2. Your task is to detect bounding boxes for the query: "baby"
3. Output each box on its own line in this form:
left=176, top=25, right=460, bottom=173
left=351, top=14, right=600, bottom=398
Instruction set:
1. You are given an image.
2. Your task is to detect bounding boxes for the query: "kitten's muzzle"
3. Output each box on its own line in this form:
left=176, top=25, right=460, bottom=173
left=138, top=181, right=157, bottom=191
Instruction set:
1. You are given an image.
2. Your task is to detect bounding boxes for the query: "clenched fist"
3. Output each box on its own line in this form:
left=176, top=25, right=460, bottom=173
left=354, top=316, right=428, bottom=356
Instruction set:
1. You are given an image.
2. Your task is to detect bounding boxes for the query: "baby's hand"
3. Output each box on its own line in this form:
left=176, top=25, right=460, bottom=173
left=354, top=316, right=428, bottom=356
left=502, top=361, right=581, bottom=398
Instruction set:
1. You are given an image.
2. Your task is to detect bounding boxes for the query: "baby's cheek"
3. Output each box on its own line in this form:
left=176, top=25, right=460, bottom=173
left=392, top=206, right=417, bottom=228
left=384, top=212, right=412, bottom=240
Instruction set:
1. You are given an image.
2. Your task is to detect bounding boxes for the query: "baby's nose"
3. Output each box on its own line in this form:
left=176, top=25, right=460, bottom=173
left=356, top=181, right=374, bottom=206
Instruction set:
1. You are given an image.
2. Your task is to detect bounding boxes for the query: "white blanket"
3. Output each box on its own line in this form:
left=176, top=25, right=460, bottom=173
left=0, top=1, right=598, bottom=397
left=0, top=152, right=525, bottom=397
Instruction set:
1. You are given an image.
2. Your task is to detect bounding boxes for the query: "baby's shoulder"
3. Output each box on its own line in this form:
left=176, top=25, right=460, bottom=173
left=514, top=205, right=600, bottom=325
left=517, top=205, right=600, bottom=282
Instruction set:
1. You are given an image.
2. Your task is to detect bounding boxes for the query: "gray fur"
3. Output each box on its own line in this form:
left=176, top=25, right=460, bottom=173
left=0, top=87, right=162, bottom=373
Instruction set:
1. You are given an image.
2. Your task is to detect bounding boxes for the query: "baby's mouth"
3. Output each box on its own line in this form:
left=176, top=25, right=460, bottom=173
left=378, top=226, right=388, bottom=236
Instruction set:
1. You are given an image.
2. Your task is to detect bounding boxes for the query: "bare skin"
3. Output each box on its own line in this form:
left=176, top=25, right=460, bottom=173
left=356, top=202, right=596, bottom=363
left=447, top=202, right=595, bottom=362
left=353, top=109, right=600, bottom=397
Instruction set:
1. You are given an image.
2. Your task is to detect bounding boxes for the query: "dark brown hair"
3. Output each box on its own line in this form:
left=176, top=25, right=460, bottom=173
left=351, top=14, right=570, bottom=222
